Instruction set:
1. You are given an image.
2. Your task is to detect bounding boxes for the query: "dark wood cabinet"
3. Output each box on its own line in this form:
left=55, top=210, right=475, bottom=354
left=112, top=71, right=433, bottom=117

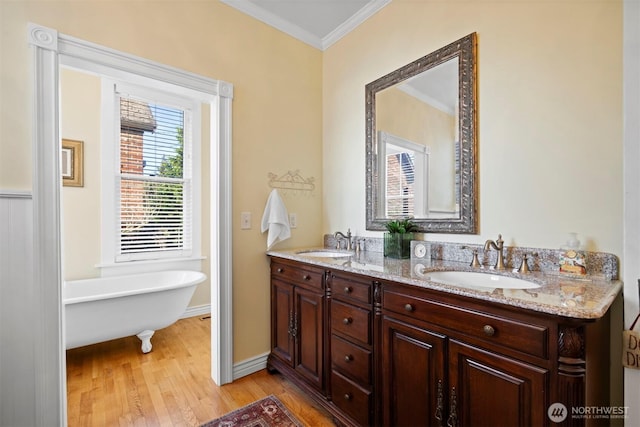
left=380, top=316, right=446, bottom=426
left=329, top=271, right=375, bottom=426
left=449, top=340, right=548, bottom=427
left=380, top=280, right=552, bottom=426
left=268, top=259, right=326, bottom=393
left=267, top=257, right=610, bottom=427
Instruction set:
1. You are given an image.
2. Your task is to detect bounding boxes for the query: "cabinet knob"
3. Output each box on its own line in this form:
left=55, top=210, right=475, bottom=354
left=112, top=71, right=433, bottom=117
left=404, top=303, right=414, bottom=312
left=302, top=274, right=311, bottom=281
left=343, top=317, right=353, bottom=325
left=344, top=354, right=353, bottom=362
left=483, top=325, right=496, bottom=337
left=344, top=393, right=352, bottom=401
left=277, top=268, right=284, bottom=273
left=344, top=286, right=352, bottom=293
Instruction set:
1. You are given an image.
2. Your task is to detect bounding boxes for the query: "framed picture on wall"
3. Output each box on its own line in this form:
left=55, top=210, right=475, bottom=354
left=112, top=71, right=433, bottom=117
left=61, top=139, right=84, bottom=187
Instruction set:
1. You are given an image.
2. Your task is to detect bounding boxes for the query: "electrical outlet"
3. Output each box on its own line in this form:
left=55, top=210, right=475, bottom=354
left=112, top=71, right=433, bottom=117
left=240, top=212, right=251, bottom=230
left=289, top=213, right=297, bottom=228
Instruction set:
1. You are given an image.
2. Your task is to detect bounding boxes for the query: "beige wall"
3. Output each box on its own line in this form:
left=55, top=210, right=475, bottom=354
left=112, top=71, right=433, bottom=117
left=323, top=1, right=623, bottom=409
left=0, top=0, right=623, bottom=372
left=323, top=0, right=623, bottom=256
left=60, top=69, right=102, bottom=280
left=1, top=0, right=323, bottom=362
left=60, top=69, right=212, bottom=305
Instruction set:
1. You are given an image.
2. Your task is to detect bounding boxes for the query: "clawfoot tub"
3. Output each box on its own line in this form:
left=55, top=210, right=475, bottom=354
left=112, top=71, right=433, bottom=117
left=64, top=270, right=206, bottom=353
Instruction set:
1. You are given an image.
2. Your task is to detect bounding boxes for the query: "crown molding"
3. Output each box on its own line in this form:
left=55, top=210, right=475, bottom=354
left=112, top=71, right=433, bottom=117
left=220, top=0, right=391, bottom=51
left=220, top=0, right=323, bottom=49
left=322, top=0, right=391, bottom=50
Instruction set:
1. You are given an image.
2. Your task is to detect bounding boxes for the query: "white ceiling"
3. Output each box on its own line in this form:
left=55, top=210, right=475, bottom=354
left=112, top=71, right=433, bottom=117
left=220, top=0, right=392, bottom=50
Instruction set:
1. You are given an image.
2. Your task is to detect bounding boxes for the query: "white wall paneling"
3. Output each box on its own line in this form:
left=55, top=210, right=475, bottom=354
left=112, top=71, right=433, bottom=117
left=0, top=192, right=36, bottom=426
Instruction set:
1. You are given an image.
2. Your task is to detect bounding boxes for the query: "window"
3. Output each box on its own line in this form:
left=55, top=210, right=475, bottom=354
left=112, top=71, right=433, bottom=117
left=378, top=131, right=429, bottom=218
left=103, top=81, right=201, bottom=264
left=386, top=150, right=415, bottom=217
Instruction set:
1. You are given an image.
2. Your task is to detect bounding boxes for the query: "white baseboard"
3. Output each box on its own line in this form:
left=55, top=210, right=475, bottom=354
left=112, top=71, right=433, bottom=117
left=233, top=352, right=269, bottom=380
left=182, top=304, right=211, bottom=319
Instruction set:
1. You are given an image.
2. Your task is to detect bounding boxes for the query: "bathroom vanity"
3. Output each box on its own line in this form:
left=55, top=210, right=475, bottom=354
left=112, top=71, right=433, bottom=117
left=266, top=248, right=621, bottom=427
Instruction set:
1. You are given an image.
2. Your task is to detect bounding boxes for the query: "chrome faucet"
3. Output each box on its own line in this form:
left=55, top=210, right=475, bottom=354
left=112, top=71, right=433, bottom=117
left=334, top=229, right=353, bottom=251
left=484, top=234, right=506, bottom=270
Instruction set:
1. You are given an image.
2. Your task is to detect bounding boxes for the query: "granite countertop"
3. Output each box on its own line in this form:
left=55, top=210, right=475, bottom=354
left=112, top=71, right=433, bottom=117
left=267, top=247, right=622, bottom=320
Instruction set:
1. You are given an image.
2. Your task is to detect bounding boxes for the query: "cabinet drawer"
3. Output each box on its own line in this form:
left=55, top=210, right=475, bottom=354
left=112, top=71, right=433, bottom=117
left=271, top=261, right=323, bottom=290
left=331, top=300, right=372, bottom=345
left=331, top=371, right=372, bottom=426
left=331, top=334, right=372, bottom=386
left=331, top=273, right=372, bottom=305
left=382, top=289, right=549, bottom=359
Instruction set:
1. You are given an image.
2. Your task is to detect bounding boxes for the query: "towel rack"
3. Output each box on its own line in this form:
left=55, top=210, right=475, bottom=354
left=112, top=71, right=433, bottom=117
left=268, top=170, right=315, bottom=195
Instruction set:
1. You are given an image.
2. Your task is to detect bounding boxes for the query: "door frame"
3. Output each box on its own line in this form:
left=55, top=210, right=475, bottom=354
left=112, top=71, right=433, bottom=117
left=27, top=23, right=234, bottom=425
left=624, top=2, right=640, bottom=424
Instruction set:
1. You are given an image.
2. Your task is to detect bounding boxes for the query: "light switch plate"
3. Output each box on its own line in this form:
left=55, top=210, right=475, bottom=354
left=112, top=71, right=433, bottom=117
left=240, top=212, right=251, bottom=230
left=289, top=213, right=297, bottom=228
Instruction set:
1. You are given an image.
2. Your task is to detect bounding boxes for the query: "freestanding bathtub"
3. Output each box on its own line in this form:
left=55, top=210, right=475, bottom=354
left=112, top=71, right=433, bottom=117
left=64, top=270, right=206, bottom=353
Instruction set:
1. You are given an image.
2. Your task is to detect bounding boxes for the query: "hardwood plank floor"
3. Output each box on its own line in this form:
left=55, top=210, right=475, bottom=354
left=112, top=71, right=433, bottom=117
left=66, top=316, right=335, bottom=426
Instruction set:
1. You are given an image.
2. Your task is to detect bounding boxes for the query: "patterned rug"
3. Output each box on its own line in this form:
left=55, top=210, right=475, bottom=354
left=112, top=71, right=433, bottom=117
left=201, top=395, right=304, bottom=427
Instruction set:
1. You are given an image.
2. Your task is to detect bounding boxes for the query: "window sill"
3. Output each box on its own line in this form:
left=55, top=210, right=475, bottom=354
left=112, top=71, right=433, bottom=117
left=96, top=256, right=206, bottom=278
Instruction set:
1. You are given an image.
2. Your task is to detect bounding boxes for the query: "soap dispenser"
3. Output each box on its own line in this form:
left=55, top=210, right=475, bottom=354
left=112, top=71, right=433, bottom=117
left=559, top=232, right=586, bottom=275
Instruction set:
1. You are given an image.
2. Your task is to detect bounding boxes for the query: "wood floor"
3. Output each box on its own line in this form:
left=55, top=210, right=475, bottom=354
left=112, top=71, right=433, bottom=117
left=66, top=316, right=335, bottom=426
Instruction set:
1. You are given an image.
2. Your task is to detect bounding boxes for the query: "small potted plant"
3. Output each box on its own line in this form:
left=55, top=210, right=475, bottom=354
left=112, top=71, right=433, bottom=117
left=384, top=218, right=418, bottom=259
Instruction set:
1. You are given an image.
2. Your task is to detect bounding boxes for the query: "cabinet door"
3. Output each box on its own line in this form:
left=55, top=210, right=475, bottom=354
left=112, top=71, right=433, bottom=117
left=271, top=279, right=294, bottom=365
left=381, top=316, right=446, bottom=427
left=294, top=286, right=325, bottom=390
left=449, top=340, right=549, bottom=427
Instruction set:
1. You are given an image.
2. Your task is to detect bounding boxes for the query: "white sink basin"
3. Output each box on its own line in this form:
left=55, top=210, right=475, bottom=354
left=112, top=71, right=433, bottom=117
left=296, top=250, right=353, bottom=258
left=426, top=271, right=540, bottom=290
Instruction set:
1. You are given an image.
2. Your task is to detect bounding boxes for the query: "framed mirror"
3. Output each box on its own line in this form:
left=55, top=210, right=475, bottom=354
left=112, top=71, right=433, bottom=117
left=366, top=33, right=477, bottom=233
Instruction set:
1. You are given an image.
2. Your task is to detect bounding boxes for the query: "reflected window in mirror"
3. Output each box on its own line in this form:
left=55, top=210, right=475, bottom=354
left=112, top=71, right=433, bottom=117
left=366, top=33, right=477, bottom=233
left=378, top=131, right=429, bottom=218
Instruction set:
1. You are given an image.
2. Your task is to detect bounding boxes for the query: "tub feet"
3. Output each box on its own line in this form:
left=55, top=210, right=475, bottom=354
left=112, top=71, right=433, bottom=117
left=136, top=330, right=155, bottom=353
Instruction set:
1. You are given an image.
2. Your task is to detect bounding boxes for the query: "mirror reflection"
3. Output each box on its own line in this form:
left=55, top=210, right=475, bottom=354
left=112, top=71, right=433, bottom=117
left=366, top=33, right=477, bottom=233
left=376, top=58, right=459, bottom=219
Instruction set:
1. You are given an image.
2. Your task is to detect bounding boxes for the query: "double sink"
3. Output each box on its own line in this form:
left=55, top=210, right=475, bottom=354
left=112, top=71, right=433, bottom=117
left=295, top=249, right=540, bottom=290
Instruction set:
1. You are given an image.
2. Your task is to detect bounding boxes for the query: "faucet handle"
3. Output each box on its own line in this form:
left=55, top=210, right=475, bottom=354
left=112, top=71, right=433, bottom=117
left=518, top=254, right=531, bottom=273
left=461, top=246, right=482, bottom=268
left=517, top=252, right=537, bottom=273
left=470, top=251, right=481, bottom=268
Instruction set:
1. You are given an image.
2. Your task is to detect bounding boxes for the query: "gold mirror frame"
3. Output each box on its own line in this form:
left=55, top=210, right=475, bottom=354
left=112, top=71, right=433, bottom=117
left=365, top=32, right=477, bottom=233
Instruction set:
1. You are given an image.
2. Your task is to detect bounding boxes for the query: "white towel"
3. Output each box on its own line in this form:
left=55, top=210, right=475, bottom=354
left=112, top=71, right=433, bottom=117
left=261, top=189, right=291, bottom=249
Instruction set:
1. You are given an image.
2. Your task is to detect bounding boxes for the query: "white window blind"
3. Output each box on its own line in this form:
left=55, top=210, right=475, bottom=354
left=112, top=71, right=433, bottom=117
left=117, top=94, right=193, bottom=261
left=386, top=151, right=416, bottom=218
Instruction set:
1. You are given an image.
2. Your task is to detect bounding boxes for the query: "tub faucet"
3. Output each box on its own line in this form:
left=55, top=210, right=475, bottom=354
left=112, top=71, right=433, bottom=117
left=484, top=234, right=506, bottom=270
left=334, top=229, right=353, bottom=251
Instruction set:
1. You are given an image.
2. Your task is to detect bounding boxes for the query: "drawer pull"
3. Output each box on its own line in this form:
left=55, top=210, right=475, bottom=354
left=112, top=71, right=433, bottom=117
left=404, top=303, right=414, bottom=312
left=344, top=286, right=352, bottom=293
left=303, top=274, right=311, bottom=281
left=277, top=268, right=284, bottom=273
left=344, top=393, right=352, bottom=401
left=483, top=325, right=496, bottom=337
left=344, top=354, right=353, bottom=362
left=343, top=317, right=353, bottom=325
